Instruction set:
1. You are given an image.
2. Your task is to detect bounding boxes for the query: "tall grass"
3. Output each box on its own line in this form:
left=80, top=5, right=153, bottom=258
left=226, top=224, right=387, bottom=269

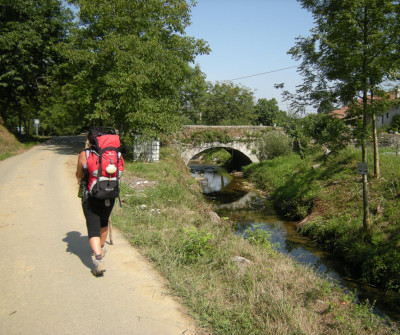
left=112, top=146, right=397, bottom=334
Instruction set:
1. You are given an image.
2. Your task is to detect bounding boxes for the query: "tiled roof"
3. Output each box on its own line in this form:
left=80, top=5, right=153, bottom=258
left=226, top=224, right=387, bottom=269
left=330, top=105, right=348, bottom=119
left=331, top=90, right=399, bottom=118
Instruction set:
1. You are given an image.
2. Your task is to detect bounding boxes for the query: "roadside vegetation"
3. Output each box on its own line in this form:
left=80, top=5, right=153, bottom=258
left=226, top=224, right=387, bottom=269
left=0, top=120, right=45, bottom=160
left=244, top=144, right=400, bottom=294
left=112, top=146, right=398, bottom=335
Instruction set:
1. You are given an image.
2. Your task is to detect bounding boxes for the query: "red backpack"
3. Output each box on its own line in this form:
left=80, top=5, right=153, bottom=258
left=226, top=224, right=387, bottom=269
left=86, top=134, right=125, bottom=204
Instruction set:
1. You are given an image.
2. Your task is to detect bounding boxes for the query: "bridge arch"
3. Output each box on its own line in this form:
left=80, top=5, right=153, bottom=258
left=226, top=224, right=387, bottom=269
left=181, top=142, right=259, bottom=168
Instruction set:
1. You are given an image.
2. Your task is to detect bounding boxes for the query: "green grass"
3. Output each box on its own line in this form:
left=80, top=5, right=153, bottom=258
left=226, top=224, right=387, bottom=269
left=0, top=152, right=13, bottom=161
left=244, top=146, right=400, bottom=293
left=0, top=122, right=47, bottom=160
left=0, top=138, right=44, bottom=161
left=112, top=146, right=397, bottom=334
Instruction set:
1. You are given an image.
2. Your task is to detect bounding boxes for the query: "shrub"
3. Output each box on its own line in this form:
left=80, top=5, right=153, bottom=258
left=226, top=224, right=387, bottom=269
left=177, top=228, right=215, bottom=264
left=389, top=114, right=400, bottom=132
left=362, top=250, right=400, bottom=291
left=244, top=225, right=278, bottom=254
left=258, top=131, right=292, bottom=160
left=303, top=113, right=351, bottom=154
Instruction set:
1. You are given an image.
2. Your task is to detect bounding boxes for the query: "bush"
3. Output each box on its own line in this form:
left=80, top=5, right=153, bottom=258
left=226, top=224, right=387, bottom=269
left=389, top=114, right=400, bottom=132
left=176, top=228, right=215, bottom=264
left=362, top=250, right=400, bottom=292
left=244, top=225, right=278, bottom=254
left=258, top=132, right=292, bottom=159
left=303, top=113, right=351, bottom=155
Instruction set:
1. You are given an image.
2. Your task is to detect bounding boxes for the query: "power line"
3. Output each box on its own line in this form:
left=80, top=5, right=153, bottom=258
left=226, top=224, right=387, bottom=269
left=224, top=65, right=298, bottom=81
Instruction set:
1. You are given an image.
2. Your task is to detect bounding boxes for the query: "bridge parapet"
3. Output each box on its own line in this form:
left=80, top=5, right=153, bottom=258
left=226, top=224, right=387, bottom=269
left=180, top=141, right=260, bottom=165
left=171, top=125, right=285, bottom=168
left=178, top=125, right=277, bottom=141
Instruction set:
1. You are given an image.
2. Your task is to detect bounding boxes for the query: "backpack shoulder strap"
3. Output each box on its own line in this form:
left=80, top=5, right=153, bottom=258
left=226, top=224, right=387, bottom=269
left=84, top=150, right=89, bottom=168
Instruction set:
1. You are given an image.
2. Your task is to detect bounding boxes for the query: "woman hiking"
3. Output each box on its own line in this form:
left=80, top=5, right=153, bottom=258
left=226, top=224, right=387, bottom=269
left=75, top=127, right=122, bottom=276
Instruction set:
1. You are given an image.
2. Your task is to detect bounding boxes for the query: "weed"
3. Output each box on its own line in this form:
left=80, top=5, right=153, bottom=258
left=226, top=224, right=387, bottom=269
left=243, top=225, right=278, bottom=254
left=177, top=228, right=215, bottom=264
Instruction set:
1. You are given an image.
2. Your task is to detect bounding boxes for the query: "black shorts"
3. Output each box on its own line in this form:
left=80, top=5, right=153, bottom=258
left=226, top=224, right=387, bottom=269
left=82, top=197, right=115, bottom=239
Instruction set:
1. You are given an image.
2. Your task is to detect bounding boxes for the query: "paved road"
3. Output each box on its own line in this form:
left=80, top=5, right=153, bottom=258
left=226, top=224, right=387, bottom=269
left=0, top=137, right=199, bottom=335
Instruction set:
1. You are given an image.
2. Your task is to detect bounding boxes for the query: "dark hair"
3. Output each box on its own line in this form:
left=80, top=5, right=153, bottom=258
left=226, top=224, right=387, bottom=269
left=87, top=127, right=116, bottom=145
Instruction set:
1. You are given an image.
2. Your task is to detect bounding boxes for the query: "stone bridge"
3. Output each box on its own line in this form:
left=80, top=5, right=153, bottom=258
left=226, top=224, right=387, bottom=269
left=174, top=125, right=281, bottom=170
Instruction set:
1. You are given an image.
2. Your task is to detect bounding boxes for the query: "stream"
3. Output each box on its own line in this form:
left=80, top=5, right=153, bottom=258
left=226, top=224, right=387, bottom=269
left=189, top=162, right=400, bottom=323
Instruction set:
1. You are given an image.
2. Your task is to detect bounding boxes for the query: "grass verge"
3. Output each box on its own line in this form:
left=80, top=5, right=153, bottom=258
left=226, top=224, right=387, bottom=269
left=0, top=120, right=46, bottom=160
left=112, top=146, right=397, bottom=334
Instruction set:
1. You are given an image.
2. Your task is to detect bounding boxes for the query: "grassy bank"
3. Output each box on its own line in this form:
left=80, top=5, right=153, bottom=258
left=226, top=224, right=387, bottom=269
left=0, top=120, right=45, bottom=160
left=244, top=147, right=400, bottom=293
left=113, top=146, right=397, bottom=334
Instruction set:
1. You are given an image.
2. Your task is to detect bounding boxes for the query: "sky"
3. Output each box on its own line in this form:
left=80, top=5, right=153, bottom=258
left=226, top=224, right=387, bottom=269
left=185, top=0, right=316, bottom=112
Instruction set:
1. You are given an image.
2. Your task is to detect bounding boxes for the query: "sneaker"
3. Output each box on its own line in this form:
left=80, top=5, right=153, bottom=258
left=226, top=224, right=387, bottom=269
left=92, top=245, right=107, bottom=258
left=101, top=245, right=107, bottom=257
left=93, top=258, right=106, bottom=276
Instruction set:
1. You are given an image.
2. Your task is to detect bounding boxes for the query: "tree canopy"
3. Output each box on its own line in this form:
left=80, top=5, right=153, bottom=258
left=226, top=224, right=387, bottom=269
left=0, top=0, right=211, bottom=137
left=0, top=0, right=72, bottom=131
left=255, top=98, right=288, bottom=126
left=179, top=64, right=208, bottom=125
left=289, top=0, right=400, bottom=232
left=59, top=0, right=209, bottom=138
left=290, top=0, right=400, bottom=108
left=201, top=82, right=256, bottom=126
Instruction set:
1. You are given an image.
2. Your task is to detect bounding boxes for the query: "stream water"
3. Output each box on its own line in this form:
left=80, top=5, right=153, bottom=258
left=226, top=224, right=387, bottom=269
left=189, top=162, right=400, bottom=323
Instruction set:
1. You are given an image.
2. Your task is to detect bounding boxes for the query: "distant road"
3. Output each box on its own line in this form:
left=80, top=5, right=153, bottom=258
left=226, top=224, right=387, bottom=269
left=0, top=136, right=199, bottom=335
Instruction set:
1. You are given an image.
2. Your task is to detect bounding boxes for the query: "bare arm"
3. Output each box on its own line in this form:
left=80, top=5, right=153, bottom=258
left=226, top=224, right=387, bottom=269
left=76, top=151, right=86, bottom=184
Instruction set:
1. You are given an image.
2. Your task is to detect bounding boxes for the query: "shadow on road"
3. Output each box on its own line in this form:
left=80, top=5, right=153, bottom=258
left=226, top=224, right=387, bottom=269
left=42, top=136, right=86, bottom=156
left=63, top=231, right=93, bottom=271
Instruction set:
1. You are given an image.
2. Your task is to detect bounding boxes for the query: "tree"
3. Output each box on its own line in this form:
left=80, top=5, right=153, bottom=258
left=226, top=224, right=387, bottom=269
left=0, top=0, right=73, bottom=132
left=179, top=64, right=208, bottom=124
left=289, top=0, right=400, bottom=233
left=255, top=98, right=288, bottom=126
left=303, top=113, right=351, bottom=155
left=61, top=0, right=209, bottom=139
left=202, top=82, right=256, bottom=125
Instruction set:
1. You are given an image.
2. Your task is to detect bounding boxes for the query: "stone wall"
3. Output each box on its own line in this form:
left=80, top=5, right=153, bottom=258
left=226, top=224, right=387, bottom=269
left=132, top=137, right=160, bottom=162
left=378, top=133, right=400, bottom=148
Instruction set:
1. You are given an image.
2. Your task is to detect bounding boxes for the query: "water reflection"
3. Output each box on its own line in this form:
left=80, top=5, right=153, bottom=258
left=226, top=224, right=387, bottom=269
left=190, top=162, right=400, bottom=323
left=191, top=165, right=231, bottom=194
left=220, top=200, right=343, bottom=283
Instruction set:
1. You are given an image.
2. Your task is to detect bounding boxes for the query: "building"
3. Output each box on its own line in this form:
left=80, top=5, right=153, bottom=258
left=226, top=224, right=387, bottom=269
left=331, top=89, right=400, bottom=128
left=377, top=90, right=400, bottom=127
